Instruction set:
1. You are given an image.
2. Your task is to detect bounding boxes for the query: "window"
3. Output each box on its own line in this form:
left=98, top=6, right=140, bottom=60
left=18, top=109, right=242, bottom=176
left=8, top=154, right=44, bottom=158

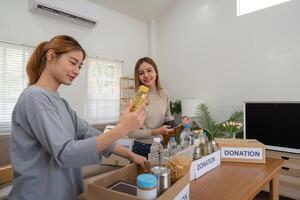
left=237, top=0, right=291, bottom=16
left=0, top=41, right=32, bottom=132
left=86, top=57, right=122, bottom=123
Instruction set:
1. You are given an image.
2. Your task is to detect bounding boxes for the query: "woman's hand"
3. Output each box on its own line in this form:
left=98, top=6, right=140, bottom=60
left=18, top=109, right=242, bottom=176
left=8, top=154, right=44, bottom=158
left=152, top=125, right=172, bottom=136
left=117, top=100, right=147, bottom=136
left=129, top=152, right=147, bottom=168
left=112, top=145, right=147, bottom=170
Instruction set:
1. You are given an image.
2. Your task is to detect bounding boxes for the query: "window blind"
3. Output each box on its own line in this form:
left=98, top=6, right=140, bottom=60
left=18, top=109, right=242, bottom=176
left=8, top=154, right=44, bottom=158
left=0, top=41, right=32, bottom=131
left=86, top=57, right=122, bottom=124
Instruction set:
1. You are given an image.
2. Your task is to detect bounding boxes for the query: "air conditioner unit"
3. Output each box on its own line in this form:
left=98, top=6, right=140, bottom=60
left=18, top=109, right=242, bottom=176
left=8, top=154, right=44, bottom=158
left=28, top=0, right=98, bottom=28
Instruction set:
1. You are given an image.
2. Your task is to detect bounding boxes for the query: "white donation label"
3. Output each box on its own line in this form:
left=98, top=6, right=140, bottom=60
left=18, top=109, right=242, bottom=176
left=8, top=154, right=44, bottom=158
left=221, top=147, right=263, bottom=160
left=173, top=184, right=189, bottom=200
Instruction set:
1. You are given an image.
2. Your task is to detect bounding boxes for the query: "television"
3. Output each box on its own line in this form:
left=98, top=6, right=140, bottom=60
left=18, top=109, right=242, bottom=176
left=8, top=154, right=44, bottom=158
left=244, top=101, right=300, bottom=154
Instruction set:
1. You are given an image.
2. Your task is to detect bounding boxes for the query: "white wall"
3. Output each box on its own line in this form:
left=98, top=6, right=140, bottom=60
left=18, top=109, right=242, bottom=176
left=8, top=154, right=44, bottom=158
left=0, top=0, right=148, bottom=119
left=156, top=0, right=300, bottom=122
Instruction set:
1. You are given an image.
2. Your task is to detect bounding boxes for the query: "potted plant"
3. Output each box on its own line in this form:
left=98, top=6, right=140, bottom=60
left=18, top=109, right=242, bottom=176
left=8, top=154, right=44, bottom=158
left=196, top=103, right=243, bottom=141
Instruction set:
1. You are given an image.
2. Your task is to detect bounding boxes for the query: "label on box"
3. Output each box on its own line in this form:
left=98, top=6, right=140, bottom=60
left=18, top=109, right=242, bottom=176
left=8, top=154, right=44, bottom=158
left=220, top=147, right=263, bottom=160
left=190, top=162, right=196, bottom=181
left=194, top=150, right=221, bottom=179
left=173, top=184, right=190, bottom=200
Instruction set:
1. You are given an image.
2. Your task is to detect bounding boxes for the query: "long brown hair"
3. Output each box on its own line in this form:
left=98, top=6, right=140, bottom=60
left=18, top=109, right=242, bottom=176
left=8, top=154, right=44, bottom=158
left=26, top=35, right=86, bottom=85
left=134, top=57, right=162, bottom=91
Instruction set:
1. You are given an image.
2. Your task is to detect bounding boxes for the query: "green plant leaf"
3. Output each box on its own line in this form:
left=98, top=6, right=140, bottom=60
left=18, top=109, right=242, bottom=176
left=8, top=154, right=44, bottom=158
left=196, top=103, right=222, bottom=140
left=195, top=103, right=243, bottom=140
left=228, top=111, right=243, bottom=122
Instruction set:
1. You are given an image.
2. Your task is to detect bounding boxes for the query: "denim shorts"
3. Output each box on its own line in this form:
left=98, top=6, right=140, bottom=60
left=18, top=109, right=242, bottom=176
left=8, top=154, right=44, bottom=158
left=132, top=141, right=152, bottom=159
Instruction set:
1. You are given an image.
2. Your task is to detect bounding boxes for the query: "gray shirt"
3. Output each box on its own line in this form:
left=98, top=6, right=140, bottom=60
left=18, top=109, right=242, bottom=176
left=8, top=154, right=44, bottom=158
left=128, top=89, right=174, bottom=144
left=9, top=85, right=116, bottom=200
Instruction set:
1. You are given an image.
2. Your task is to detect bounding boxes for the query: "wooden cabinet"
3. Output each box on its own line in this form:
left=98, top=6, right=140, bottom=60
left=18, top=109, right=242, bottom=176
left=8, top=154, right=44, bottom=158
left=263, top=150, right=300, bottom=199
left=119, top=76, right=135, bottom=111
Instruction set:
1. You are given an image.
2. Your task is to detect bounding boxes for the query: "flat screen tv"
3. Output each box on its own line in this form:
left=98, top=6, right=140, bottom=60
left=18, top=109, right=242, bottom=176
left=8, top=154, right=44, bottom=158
left=244, top=102, right=300, bottom=154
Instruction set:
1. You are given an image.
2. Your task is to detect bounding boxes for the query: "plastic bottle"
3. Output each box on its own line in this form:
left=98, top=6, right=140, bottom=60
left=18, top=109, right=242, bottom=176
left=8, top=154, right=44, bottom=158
left=167, top=137, right=177, bottom=156
left=180, top=124, right=194, bottom=149
left=150, top=138, right=164, bottom=166
left=130, top=85, right=149, bottom=112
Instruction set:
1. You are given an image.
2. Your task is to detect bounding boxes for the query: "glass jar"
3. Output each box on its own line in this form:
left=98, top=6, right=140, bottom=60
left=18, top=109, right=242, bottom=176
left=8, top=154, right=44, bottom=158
left=136, top=174, right=157, bottom=200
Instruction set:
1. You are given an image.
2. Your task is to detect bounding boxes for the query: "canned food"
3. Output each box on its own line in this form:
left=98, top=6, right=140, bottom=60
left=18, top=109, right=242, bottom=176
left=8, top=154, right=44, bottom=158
left=150, top=166, right=171, bottom=195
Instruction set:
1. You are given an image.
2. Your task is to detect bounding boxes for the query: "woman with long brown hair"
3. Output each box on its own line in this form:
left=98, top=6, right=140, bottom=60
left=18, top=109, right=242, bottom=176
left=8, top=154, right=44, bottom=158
left=128, top=57, right=174, bottom=158
left=9, top=35, right=147, bottom=200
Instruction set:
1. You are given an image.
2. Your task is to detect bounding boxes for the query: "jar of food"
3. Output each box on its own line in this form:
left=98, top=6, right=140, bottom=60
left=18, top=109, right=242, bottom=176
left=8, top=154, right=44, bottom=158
left=194, top=145, right=201, bottom=160
left=136, top=174, right=157, bottom=200
left=150, top=166, right=171, bottom=195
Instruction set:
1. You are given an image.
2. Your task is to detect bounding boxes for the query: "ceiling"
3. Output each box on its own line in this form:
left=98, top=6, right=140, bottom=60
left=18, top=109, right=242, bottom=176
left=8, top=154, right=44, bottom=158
left=89, top=0, right=176, bottom=22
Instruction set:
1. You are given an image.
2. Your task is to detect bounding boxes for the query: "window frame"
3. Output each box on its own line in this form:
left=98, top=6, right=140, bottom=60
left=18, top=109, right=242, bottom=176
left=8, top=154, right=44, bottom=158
left=0, top=41, right=33, bottom=134
left=85, top=56, right=122, bottom=124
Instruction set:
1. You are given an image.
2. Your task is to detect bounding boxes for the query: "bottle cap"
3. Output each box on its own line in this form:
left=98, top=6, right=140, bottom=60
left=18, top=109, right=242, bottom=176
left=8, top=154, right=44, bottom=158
left=184, top=124, right=190, bottom=128
left=137, top=174, right=157, bottom=189
left=153, top=138, right=161, bottom=143
left=138, top=85, right=149, bottom=93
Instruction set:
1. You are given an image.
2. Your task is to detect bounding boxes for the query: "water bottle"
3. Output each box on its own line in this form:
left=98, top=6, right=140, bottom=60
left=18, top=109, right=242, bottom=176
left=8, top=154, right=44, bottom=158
left=149, top=138, right=164, bottom=166
left=167, top=137, right=177, bottom=156
left=180, top=124, right=193, bottom=149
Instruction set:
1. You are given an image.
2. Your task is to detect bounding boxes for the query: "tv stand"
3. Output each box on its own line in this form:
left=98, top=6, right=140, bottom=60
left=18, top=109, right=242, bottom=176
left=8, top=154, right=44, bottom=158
left=263, top=150, right=300, bottom=199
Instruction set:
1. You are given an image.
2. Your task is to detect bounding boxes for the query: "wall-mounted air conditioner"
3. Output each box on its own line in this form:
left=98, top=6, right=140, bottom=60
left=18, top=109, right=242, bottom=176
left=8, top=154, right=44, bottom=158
left=28, top=0, right=98, bottom=28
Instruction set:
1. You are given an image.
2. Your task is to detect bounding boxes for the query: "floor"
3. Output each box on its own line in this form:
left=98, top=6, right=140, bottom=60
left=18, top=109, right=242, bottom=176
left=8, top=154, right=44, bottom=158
left=254, top=191, right=295, bottom=200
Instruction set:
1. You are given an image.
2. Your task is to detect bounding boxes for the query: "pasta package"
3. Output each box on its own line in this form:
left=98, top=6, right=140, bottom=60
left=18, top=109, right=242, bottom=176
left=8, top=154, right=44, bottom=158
left=166, top=155, right=191, bottom=184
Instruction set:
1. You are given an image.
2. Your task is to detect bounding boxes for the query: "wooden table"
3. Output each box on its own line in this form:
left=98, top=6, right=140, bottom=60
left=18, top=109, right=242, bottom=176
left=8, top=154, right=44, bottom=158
left=190, top=157, right=285, bottom=200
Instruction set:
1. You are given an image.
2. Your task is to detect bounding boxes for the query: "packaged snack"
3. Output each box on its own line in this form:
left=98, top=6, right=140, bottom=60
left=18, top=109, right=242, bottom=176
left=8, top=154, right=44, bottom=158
left=166, top=155, right=191, bottom=184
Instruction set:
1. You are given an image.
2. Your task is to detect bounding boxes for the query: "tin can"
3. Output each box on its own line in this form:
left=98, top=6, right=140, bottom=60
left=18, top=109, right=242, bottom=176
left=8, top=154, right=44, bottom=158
left=150, top=166, right=171, bottom=195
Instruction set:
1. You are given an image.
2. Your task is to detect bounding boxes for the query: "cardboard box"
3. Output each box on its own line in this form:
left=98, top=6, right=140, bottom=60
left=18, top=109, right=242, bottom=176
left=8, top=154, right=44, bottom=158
left=175, top=146, right=221, bottom=181
left=101, top=131, right=133, bottom=166
left=87, top=163, right=190, bottom=200
left=101, top=154, right=131, bottom=167
left=190, top=150, right=221, bottom=181
left=215, top=138, right=265, bottom=163
left=0, top=164, right=13, bottom=184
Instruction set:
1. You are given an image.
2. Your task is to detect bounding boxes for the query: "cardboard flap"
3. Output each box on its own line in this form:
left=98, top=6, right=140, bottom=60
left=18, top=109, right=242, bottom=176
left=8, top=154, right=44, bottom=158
left=93, top=164, right=137, bottom=187
left=88, top=183, right=140, bottom=200
left=87, top=163, right=191, bottom=200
